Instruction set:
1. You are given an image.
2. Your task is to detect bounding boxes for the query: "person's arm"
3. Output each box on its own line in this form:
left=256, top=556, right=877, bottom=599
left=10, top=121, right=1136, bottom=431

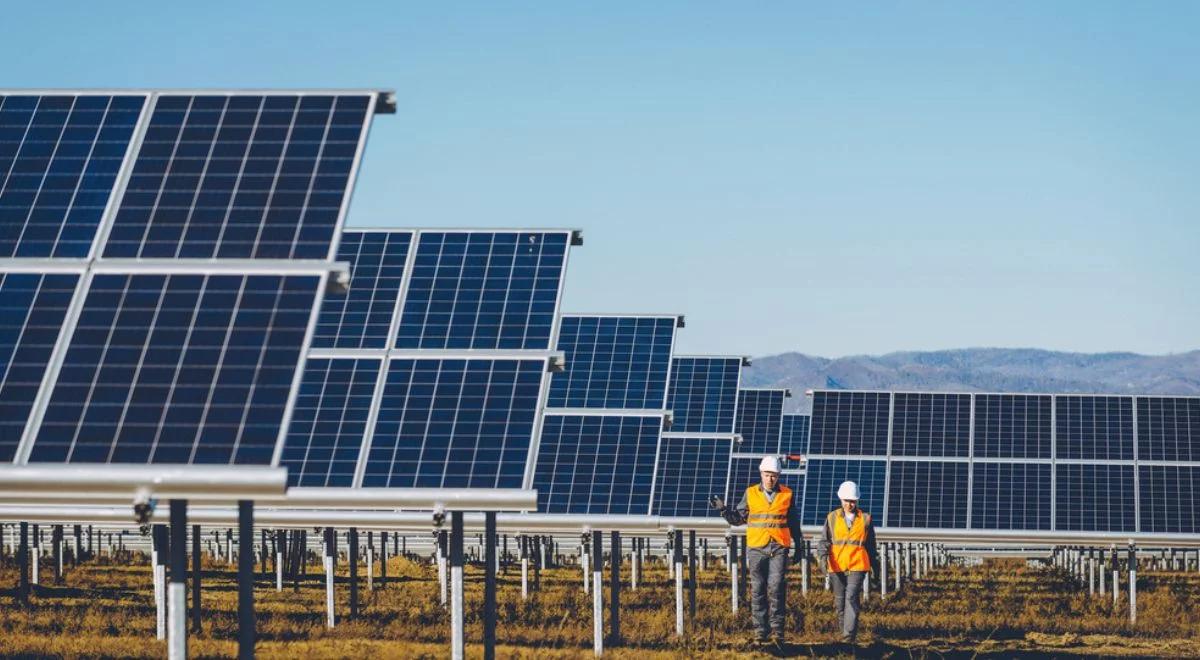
left=720, top=491, right=749, bottom=527
left=865, top=514, right=880, bottom=574
left=787, top=501, right=803, bottom=559
left=817, top=512, right=832, bottom=567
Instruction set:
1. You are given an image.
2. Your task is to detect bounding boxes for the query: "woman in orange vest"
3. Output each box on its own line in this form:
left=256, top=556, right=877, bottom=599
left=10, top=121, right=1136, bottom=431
left=817, top=480, right=878, bottom=645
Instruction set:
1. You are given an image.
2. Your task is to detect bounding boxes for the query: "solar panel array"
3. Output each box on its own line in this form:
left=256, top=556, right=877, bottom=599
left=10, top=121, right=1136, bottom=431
left=280, top=229, right=576, bottom=488
left=1, top=90, right=383, bottom=469
left=804, top=390, right=1200, bottom=532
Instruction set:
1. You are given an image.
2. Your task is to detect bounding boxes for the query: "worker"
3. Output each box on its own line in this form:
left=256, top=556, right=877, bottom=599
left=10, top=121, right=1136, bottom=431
left=817, top=480, right=879, bottom=645
left=712, top=455, right=803, bottom=647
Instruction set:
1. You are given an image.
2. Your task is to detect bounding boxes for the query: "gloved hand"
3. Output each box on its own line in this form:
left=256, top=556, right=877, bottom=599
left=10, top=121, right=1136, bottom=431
left=708, top=495, right=726, bottom=512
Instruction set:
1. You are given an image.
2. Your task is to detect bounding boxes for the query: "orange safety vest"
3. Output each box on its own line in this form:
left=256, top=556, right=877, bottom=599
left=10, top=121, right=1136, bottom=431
left=745, top=485, right=793, bottom=548
left=826, top=509, right=872, bottom=573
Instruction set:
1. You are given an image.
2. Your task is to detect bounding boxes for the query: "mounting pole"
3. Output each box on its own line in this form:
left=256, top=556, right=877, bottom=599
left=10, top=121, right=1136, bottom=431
left=168, top=500, right=188, bottom=660
left=673, top=529, right=684, bottom=636
left=483, top=513, right=498, bottom=660
left=237, top=501, right=255, bottom=660
left=450, top=512, right=465, bottom=660
left=591, top=530, right=603, bottom=657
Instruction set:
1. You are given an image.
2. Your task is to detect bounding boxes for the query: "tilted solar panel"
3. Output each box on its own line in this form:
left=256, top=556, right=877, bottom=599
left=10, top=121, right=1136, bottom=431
left=734, top=388, right=786, bottom=455
left=653, top=435, right=732, bottom=517
left=1056, top=395, right=1133, bottom=461
left=1138, top=465, right=1200, bottom=534
left=548, top=315, right=676, bottom=410
left=311, top=230, right=411, bottom=349
left=1055, top=463, right=1136, bottom=532
left=973, top=394, right=1051, bottom=459
left=886, top=460, right=969, bottom=528
left=0, top=94, right=145, bottom=258
left=801, top=458, right=886, bottom=526
left=781, top=414, right=810, bottom=454
left=890, top=393, right=970, bottom=457
left=666, top=357, right=741, bottom=434
left=280, top=357, right=380, bottom=487
left=532, top=414, right=661, bottom=515
left=808, top=390, right=889, bottom=456
left=1137, top=396, right=1200, bottom=462
left=971, top=461, right=1051, bottom=530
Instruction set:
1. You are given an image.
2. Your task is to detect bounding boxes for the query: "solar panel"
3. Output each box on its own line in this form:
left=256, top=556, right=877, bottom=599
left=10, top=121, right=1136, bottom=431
left=781, top=414, right=810, bottom=454
left=653, top=435, right=733, bottom=517
left=970, top=461, right=1051, bottom=530
left=361, top=358, right=544, bottom=489
left=547, top=315, right=677, bottom=410
left=311, top=230, right=411, bottom=349
left=394, top=231, right=570, bottom=350
left=1137, top=396, right=1200, bottom=461
left=0, top=272, right=79, bottom=460
left=1138, top=465, right=1200, bottom=534
left=28, top=273, right=319, bottom=464
left=666, top=356, right=741, bottom=434
left=103, top=93, right=374, bottom=260
left=801, top=458, right=886, bottom=526
left=890, top=393, right=970, bottom=457
left=734, top=388, right=787, bottom=455
left=808, top=391, right=889, bottom=456
left=532, top=414, right=661, bottom=515
left=0, top=94, right=145, bottom=258
left=1055, top=395, right=1133, bottom=460
left=886, top=460, right=969, bottom=528
left=973, top=394, right=1051, bottom=459
left=280, top=357, right=380, bottom=487
left=725, top=455, right=804, bottom=505
left=1055, top=463, right=1136, bottom=532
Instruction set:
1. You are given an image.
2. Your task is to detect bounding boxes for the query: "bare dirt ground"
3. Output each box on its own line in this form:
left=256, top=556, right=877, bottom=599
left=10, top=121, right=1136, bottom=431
left=0, top=552, right=1197, bottom=658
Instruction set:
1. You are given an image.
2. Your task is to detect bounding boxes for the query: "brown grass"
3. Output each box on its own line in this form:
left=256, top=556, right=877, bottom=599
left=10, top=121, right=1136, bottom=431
left=1, top=551, right=1197, bottom=658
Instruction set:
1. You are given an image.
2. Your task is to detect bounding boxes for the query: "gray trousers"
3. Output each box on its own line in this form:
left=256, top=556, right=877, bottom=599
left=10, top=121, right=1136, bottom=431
left=746, top=545, right=789, bottom=638
left=830, top=570, right=867, bottom=640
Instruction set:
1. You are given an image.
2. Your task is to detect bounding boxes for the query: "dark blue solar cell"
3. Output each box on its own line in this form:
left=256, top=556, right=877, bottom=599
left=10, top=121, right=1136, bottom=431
left=1055, top=396, right=1133, bottom=460
left=532, top=414, right=661, bottom=515
left=667, top=357, right=740, bottom=433
left=394, top=231, right=569, bottom=350
left=725, top=455, right=804, bottom=505
left=886, top=460, right=969, bottom=528
left=801, top=458, right=886, bottom=526
left=970, top=462, right=1051, bottom=530
left=0, top=272, right=79, bottom=460
left=973, top=394, right=1051, bottom=459
left=781, top=414, right=810, bottom=454
left=29, top=273, right=318, bottom=465
left=281, top=358, right=380, bottom=487
left=312, top=231, right=411, bottom=349
left=102, top=94, right=371, bottom=260
left=548, top=316, right=676, bottom=410
left=1138, top=465, right=1200, bottom=534
left=890, top=393, right=970, bottom=457
left=653, top=435, right=733, bottom=517
left=362, top=358, right=543, bottom=488
left=0, top=94, right=145, bottom=258
left=735, top=389, right=787, bottom=455
left=1055, top=463, right=1136, bottom=532
left=1137, top=397, right=1200, bottom=462
left=808, top=391, right=890, bottom=456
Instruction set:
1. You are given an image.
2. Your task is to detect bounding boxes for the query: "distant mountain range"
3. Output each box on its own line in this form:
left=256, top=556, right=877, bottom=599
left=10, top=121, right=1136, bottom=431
left=740, top=348, right=1200, bottom=414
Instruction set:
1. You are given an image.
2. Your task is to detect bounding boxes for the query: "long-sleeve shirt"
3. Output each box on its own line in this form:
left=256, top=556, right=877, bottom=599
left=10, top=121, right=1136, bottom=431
left=720, top=484, right=803, bottom=552
left=817, top=509, right=879, bottom=573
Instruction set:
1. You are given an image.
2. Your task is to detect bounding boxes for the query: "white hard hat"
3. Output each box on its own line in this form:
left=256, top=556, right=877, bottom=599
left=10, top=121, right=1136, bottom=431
left=758, top=455, right=782, bottom=473
left=837, top=481, right=861, bottom=501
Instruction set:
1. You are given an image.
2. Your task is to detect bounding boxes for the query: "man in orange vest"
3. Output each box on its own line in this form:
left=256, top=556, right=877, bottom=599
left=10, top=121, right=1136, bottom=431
left=817, top=480, right=879, bottom=645
left=714, top=455, right=803, bottom=647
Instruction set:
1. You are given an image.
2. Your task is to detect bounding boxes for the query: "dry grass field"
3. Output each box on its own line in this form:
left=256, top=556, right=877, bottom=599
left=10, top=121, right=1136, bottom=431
left=1, top=550, right=1198, bottom=658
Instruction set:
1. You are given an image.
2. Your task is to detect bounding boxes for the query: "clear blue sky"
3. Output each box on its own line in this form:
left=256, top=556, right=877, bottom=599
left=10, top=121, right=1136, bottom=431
left=7, top=2, right=1197, bottom=357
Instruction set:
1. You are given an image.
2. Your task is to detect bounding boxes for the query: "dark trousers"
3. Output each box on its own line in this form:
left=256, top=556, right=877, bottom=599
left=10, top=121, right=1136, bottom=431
left=830, top=570, right=867, bottom=640
left=747, top=544, right=789, bottom=638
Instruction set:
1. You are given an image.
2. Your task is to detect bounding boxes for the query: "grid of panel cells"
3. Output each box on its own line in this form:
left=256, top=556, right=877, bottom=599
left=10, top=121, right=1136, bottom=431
left=1137, top=397, right=1200, bottom=462
left=1138, top=465, right=1200, bottom=534
left=0, top=272, right=78, bottom=460
left=652, top=436, right=732, bottom=517
left=280, top=358, right=380, bottom=487
left=972, top=394, right=1052, bottom=459
left=0, top=94, right=144, bottom=258
left=311, top=231, right=411, bottom=349
left=890, top=393, right=970, bottom=457
left=548, top=316, right=675, bottom=410
left=781, top=414, right=810, bottom=454
left=361, top=358, right=543, bottom=488
left=724, top=455, right=804, bottom=505
left=532, top=414, right=661, bottom=515
left=103, top=94, right=371, bottom=259
left=800, top=459, right=886, bottom=526
left=29, top=273, right=319, bottom=464
left=666, top=357, right=740, bottom=433
left=734, top=389, right=786, bottom=454
left=394, top=231, right=568, bottom=350
left=886, top=460, right=969, bottom=528
left=1055, top=395, right=1133, bottom=460
left=970, top=462, right=1051, bottom=530
left=1055, top=463, right=1136, bottom=532
left=808, top=391, right=890, bottom=456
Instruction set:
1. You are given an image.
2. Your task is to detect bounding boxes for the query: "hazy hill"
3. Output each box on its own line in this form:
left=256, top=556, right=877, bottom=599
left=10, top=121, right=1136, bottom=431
left=740, top=348, right=1200, bottom=413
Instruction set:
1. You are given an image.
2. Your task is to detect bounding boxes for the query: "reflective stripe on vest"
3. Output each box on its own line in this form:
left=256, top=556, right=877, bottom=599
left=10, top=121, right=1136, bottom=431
left=744, top=485, right=793, bottom=548
left=826, top=509, right=871, bottom=573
